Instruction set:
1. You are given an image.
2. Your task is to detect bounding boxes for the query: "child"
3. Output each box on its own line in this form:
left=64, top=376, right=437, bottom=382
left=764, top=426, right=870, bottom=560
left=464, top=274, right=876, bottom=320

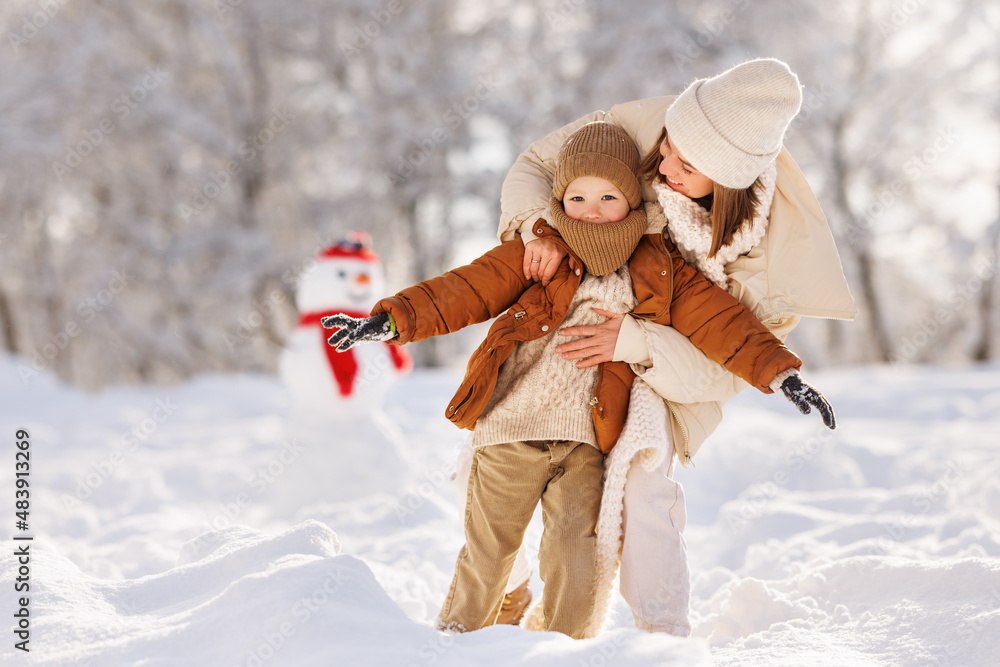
left=321, top=121, right=834, bottom=639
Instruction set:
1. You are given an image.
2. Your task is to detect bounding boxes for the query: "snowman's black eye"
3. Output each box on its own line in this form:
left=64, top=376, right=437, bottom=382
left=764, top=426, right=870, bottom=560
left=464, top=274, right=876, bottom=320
left=338, top=271, right=347, bottom=279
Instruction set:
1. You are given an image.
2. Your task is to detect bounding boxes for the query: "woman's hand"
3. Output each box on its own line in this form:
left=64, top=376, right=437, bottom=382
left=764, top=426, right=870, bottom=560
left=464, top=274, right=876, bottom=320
left=555, top=308, right=625, bottom=368
left=523, top=237, right=578, bottom=286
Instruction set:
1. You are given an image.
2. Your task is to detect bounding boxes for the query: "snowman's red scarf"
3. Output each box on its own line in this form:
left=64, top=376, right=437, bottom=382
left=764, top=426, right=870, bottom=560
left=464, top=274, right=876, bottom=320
left=297, top=310, right=411, bottom=397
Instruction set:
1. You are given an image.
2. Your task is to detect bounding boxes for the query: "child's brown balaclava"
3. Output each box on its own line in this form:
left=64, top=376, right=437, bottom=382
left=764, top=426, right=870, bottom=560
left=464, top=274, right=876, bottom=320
left=549, top=122, right=647, bottom=276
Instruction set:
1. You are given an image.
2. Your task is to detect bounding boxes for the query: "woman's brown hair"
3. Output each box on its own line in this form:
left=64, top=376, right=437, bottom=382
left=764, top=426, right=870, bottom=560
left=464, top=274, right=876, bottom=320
left=640, top=128, right=762, bottom=258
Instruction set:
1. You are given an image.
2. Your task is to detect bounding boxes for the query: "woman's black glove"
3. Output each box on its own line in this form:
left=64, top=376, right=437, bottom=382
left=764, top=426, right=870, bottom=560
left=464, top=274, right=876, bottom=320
left=778, top=373, right=836, bottom=430
left=321, top=312, right=396, bottom=351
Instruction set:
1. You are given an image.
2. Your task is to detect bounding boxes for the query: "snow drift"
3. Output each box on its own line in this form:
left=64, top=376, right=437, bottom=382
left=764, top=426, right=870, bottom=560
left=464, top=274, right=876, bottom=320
left=1, top=358, right=998, bottom=665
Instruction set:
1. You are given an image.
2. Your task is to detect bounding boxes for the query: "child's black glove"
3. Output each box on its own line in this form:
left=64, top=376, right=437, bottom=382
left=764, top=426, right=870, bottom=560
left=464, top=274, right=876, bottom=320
left=321, top=312, right=396, bottom=351
left=778, top=373, right=836, bottom=430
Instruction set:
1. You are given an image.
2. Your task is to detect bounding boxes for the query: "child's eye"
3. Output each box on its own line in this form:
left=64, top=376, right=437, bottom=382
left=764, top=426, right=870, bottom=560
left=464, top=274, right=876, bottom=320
left=570, top=196, right=584, bottom=202
left=601, top=194, right=617, bottom=201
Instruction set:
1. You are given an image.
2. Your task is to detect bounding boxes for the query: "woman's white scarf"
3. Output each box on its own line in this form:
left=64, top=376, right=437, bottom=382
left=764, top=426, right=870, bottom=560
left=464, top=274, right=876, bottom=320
left=582, top=163, right=778, bottom=638
left=652, top=162, right=776, bottom=289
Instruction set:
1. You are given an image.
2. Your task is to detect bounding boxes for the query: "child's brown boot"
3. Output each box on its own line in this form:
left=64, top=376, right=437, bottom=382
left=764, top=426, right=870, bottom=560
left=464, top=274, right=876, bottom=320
left=496, top=581, right=532, bottom=625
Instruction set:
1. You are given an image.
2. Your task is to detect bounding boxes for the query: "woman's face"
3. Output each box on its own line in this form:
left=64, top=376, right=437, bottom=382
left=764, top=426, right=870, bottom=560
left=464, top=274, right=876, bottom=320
left=658, top=134, right=715, bottom=199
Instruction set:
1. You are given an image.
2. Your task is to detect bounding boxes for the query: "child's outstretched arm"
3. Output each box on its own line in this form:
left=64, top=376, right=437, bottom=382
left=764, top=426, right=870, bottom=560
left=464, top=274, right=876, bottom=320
left=651, top=238, right=837, bottom=430
left=321, top=237, right=539, bottom=351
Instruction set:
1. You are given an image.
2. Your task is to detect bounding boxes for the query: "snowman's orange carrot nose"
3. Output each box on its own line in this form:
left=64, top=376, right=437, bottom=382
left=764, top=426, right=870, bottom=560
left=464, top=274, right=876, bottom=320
left=355, top=273, right=371, bottom=285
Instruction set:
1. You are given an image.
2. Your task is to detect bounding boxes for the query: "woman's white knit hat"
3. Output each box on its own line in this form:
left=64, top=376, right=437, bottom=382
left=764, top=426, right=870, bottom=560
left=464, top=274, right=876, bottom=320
left=665, top=58, right=803, bottom=189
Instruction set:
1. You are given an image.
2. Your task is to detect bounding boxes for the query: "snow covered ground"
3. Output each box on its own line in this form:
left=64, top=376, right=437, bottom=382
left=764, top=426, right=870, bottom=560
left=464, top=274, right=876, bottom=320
left=1, top=357, right=999, bottom=666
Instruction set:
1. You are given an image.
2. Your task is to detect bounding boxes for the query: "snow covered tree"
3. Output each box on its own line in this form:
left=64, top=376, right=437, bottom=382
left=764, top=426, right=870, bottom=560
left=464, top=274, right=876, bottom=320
left=0, top=0, right=995, bottom=388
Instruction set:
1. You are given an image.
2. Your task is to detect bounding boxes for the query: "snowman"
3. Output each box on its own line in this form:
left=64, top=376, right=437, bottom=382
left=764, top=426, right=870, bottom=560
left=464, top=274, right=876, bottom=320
left=280, top=231, right=411, bottom=413
left=275, top=231, right=415, bottom=507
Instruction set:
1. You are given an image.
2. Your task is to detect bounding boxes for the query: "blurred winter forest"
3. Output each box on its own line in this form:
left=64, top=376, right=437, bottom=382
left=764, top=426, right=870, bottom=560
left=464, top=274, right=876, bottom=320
left=0, top=0, right=997, bottom=388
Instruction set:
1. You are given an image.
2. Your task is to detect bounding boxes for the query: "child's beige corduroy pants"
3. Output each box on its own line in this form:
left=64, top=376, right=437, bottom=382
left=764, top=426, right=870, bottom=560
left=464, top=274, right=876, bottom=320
left=438, top=439, right=603, bottom=638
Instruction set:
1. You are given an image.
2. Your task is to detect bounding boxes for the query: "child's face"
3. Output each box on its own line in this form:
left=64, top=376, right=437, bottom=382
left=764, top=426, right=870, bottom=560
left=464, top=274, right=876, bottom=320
left=562, top=176, right=630, bottom=224
left=658, top=134, right=715, bottom=199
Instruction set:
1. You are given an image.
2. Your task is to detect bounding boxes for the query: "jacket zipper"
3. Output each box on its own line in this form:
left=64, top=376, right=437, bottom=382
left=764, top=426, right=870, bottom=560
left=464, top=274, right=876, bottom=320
left=665, top=401, right=694, bottom=467
left=590, top=365, right=603, bottom=414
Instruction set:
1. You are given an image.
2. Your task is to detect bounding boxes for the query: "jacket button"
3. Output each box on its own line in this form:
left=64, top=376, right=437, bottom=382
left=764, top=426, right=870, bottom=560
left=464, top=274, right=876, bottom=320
left=660, top=270, right=667, bottom=276
left=536, top=228, right=544, bottom=235
left=541, top=325, right=549, bottom=332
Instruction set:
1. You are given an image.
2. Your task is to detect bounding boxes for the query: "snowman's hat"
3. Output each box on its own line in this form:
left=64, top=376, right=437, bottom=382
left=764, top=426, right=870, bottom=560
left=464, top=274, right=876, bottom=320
left=320, top=230, right=379, bottom=262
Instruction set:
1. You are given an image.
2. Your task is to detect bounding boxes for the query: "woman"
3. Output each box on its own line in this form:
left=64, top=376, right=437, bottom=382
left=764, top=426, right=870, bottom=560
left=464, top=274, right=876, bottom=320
left=495, top=58, right=857, bottom=636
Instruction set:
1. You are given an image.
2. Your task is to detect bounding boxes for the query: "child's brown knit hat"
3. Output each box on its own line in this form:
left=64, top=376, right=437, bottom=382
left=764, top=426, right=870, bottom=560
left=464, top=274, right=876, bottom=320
left=552, top=122, right=642, bottom=209
left=548, top=122, right=647, bottom=276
